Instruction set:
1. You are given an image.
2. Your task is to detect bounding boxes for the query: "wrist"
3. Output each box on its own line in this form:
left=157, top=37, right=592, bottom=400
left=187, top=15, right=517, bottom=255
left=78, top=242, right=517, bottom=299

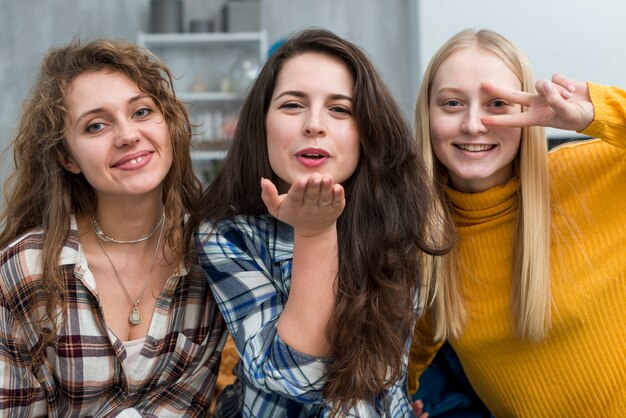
left=294, top=223, right=338, bottom=240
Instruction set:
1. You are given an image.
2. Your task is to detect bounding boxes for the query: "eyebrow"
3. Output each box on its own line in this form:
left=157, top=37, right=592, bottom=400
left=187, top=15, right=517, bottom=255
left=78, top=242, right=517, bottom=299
left=434, top=87, right=464, bottom=95
left=74, top=94, right=151, bottom=127
left=273, top=90, right=352, bottom=102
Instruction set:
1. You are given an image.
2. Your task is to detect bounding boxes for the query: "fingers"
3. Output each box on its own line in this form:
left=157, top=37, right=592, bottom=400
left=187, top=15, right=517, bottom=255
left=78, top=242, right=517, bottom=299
left=536, top=80, right=575, bottom=119
left=302, top=174, right=343, bottom=208
left=411, top=400, right=429, bottom=418
left=260, top=177, right=283, bottom=218
left=535, top=78, right=573, bottom=100
left=481, top=82, right=532, bottom=106
left=551, top=73, right=579, bottom=94
left=482, top=111, right=539, bottom=128
left=552, top=72, right=591, bottom=102
left=262, top=174, right=345, bottom=218
left=303, top=173, right=328, bottom=206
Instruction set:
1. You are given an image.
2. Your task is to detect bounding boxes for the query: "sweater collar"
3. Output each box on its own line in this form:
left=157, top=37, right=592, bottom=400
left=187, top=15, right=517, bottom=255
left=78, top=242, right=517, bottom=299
left=444, top=176, right=520, bottom=226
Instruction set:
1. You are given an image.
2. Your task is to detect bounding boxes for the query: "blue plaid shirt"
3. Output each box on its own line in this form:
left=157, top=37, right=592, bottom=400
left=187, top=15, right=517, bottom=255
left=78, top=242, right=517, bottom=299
left=197, top=215, right=416, bottom=417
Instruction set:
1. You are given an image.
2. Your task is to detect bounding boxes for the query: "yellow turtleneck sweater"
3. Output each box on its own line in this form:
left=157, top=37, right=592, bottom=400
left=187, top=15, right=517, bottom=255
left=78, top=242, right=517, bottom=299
left=410, top=83, right=626, bottom=417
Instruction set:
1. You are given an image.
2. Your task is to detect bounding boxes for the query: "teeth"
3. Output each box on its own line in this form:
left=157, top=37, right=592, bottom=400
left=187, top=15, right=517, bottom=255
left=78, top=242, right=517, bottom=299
left=129, top=156, right=145, bottom=164
left=457, top=144, right=495, bottom=152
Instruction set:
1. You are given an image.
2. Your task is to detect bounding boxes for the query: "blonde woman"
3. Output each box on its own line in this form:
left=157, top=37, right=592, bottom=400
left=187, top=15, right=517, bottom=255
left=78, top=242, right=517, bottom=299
left=410, top=29, right=626, bottom=417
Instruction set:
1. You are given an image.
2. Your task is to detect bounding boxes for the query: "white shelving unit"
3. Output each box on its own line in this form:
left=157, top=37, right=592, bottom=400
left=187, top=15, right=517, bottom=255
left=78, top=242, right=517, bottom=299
left=138, top=31, right=267, bottom=183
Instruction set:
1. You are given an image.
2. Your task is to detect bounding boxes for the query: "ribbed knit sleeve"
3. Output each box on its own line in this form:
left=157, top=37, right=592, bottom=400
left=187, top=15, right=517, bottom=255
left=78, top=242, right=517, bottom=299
left=581, top=82, right=626, bottom=148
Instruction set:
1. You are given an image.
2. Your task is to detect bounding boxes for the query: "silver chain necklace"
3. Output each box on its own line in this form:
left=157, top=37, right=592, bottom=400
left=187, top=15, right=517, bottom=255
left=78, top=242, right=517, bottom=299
left=92, top=213, right=165, bottom=326
left=90, top=209, right=165, bottom=244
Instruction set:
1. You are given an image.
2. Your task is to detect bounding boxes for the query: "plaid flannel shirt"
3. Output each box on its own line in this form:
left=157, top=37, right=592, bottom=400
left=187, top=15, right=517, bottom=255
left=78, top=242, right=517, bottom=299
left=197, top=215, right=416, bottom=418
left=0, top=218, right=227, bottom=417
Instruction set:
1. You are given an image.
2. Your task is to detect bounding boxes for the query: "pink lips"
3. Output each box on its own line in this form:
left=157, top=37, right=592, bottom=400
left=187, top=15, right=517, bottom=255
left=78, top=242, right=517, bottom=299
left=112, top=151, right=153, bottom=170
left=295, top=147, right=330, bottom=168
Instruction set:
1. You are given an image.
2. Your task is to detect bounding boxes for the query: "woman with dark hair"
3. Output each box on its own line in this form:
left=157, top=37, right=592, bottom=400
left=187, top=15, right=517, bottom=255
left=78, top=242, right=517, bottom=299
left=0, top=39, right=226, bottom=416
left=193, top=28, right=451, bottom=417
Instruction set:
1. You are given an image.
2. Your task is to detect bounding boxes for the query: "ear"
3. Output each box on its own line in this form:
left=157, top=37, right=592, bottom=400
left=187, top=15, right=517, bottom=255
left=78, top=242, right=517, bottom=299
left=58, top=152, right=82, bottom=174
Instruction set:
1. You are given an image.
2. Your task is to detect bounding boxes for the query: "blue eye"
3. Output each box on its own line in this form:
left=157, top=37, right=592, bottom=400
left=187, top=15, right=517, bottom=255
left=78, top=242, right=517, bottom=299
left=135, top=108, right=152, bottom=117
left=86, top=122, right=105, bottom=133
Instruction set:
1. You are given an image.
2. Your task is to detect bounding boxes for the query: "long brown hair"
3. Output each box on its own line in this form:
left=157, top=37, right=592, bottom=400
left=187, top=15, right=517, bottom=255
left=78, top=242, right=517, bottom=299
left=414, top=29, right=551, bottom=341
left=0, top=39, right=201, bottom=358
left=192, top=28, right=452, bottom=409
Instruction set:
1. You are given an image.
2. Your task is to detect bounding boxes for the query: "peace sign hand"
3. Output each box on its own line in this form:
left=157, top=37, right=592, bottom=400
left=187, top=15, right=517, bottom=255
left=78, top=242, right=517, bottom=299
left=481, top=73, right=594, bottom=132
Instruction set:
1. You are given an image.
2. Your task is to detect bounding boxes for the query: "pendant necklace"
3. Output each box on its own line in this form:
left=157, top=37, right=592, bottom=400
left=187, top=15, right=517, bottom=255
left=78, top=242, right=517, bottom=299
left=92, top=210, right=165, bottom=326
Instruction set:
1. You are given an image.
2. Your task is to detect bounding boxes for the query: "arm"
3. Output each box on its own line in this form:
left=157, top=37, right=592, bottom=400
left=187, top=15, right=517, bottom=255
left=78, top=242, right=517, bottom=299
left=197, top=217, right=331, bottom=402
left=408, top=311, right=445, bottom=394
left=0, top=288, right=47, bottom=416
left=261, top=174, right=343, bottom=357
left=579, top=82, right=626, bottom=147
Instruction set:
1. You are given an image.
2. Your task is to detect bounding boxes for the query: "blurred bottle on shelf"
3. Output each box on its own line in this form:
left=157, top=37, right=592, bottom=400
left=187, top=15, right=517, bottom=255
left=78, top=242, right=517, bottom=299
left=230, top=56, right=259, bottom=94
left=150, top=0, right=183, bottom=33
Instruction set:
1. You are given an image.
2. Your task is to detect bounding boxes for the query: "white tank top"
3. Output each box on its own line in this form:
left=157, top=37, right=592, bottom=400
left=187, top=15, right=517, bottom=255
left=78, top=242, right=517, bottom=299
left=122, top=337, right=146, bottom=366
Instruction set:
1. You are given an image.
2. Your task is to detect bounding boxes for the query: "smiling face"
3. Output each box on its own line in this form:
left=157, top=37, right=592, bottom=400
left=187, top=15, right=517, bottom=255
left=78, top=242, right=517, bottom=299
left=266, top=52, right=360, bottom=193
left=63, top=70, right=173, bottom=202
left=429, top=46, right=522, bottom=193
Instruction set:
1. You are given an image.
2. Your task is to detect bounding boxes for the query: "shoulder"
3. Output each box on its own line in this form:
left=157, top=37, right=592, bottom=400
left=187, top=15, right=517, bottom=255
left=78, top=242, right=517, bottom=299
left=200, top=214, right=292, bottom=249
left=0, top=225, right=81, bottom=300
left=199, top=214, right=276, bottom=235
left=197, top=214, right=293, bottom=265
left=549, top=137, right=625, bottom=166
left=548, top=137, right=626, bottom=205
left=1, top=228, right=46, bottom=284
left=0, top=229, right=46, bottom=322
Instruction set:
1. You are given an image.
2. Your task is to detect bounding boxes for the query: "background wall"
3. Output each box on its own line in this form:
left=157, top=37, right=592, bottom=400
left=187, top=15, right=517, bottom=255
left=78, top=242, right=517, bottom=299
left=0, top=0, right=415, bottom=196
left=260, top=0, right=416, bottom=120
left=1, top=0, right=626, bottom=196
left=0, top=0, right=227, bottom=192
left=414, top=0, right=626, bottom=138
left=0, top=0, right=150, bottom=193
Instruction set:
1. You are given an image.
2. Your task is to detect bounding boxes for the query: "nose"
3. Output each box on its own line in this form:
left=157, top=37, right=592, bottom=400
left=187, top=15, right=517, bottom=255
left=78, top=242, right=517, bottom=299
left=460, top=106, right=488, bottom=136
left=303, top=109, right=327, bottom=138
left=114, top=119, right=140, bottom=147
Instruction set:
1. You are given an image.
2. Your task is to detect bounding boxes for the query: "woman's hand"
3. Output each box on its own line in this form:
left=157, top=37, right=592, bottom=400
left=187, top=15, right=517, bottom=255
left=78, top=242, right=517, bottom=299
left=481, top=73, right=594, bottom=132
left=261, top=174, right=345, bottom=237
left=411, top=399, right=429, bottom=418
left=264, top=174, right=344, bottom=356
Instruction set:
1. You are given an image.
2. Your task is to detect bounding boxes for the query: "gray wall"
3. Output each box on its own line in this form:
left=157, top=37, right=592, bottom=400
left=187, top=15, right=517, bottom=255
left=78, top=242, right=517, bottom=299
left=1, top=0, right=413, bottom=201
left=3, top=0, right=624, bottom=194
left=0, top=0, right=151, bottom=194
left=413, top=0, right=626, bottom=138
left=0, top=0, right=229, bottom=198
left=261, top=0, right=417, bottom=120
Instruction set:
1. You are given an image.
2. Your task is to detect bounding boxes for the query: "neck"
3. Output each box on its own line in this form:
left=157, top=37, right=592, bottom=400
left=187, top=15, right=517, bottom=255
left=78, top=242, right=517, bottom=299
left=92, top=196, right=166, bottom=244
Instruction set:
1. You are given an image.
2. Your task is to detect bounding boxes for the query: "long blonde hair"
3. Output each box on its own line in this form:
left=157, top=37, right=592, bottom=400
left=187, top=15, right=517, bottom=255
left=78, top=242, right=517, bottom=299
left=415, top=29, right=551, bottom=341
